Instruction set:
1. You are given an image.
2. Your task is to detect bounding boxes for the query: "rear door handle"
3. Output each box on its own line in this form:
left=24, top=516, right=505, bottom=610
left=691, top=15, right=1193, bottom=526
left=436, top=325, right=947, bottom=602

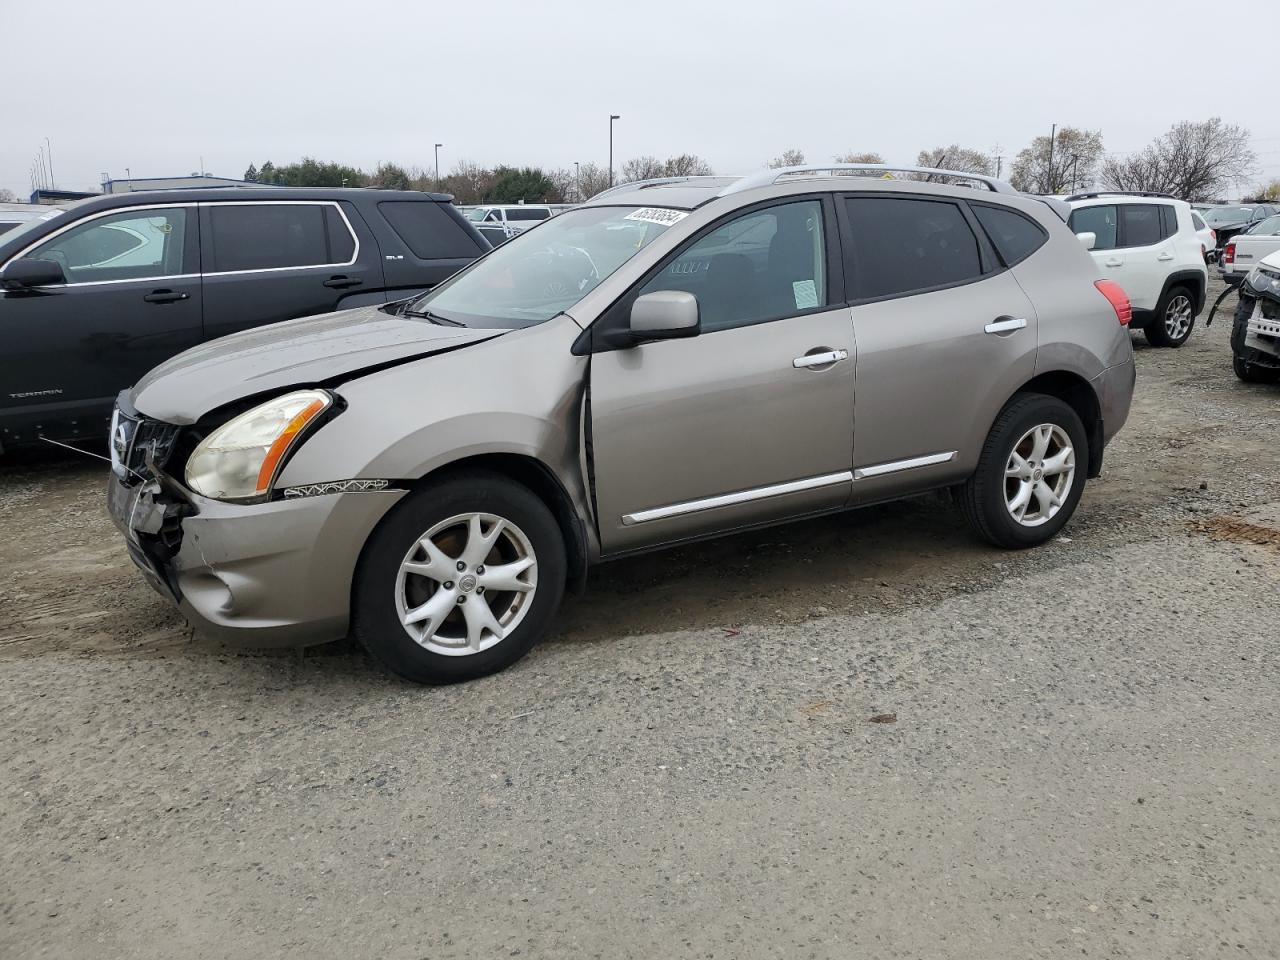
left=1104, top=258, right=1123, bottom=268
left=1157, top=252, right=1174, bottom=261
left=142, top=289, right=189, bottom=304
left=984, top=317, right=1027, bottom=334
left=323, top=275, right=363, bottom=289
left=792, top=348, right=849, bottom=369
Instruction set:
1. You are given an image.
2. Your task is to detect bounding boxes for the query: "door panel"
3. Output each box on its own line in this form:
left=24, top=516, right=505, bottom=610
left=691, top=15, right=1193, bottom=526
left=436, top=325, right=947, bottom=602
left=589, top=306, right=855, bottom=553
left=1116, top=204, right=1170, bottom=310
left=0, top=205, right=202, bottom=441
left=199, top=201, right=380, bottom=341
left=847, top=271, right=1038, bottom=503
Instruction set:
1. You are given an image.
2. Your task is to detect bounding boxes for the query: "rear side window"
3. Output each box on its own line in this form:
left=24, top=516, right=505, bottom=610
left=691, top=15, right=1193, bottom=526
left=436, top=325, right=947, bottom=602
left=971, top=205, right=1046, bottom=266
left=844, top=196, right=982, bottom=299
left=1068, top=205, right=1117, bottom=251
left=1191, top=212, right=1207, bottom=231
left=1119, top=204, right=1162, bottom=248
left=378, top=200, right=486, bottom=259
left=505, top=208, right=549, bottom=221
left=1158, top=205, right=1178, bottom=240
left=207, top=203, right=345, bottom=272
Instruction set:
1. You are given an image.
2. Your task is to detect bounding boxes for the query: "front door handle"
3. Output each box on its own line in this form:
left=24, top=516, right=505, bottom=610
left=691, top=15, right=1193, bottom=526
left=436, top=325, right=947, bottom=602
left=142, top=289, right=189, bottom=304
left=792, top=348, right=849, bottom=369
left=323, top=275, right=363, bottom=289
left=984, top=317, right=1027, bottom=335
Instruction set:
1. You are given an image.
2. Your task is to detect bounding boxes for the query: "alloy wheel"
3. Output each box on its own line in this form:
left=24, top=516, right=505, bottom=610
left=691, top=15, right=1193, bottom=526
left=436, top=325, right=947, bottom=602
left=1004, top=424, right=1076, bottom=527
left=1164, top=294, right=1193, bottom=341
left=395, top=512, right=538, bottom=656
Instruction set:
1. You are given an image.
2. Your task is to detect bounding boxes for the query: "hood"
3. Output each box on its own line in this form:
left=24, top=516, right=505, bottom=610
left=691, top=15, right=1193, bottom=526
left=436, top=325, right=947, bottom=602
left=1259, top=250, right=1280, bottom=272
left=132, top=303, right=500, bottom=423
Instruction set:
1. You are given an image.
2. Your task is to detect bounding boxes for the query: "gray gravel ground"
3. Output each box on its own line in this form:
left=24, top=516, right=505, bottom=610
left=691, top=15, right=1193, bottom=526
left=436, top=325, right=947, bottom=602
left=2, top=278, right=1278, bottom=959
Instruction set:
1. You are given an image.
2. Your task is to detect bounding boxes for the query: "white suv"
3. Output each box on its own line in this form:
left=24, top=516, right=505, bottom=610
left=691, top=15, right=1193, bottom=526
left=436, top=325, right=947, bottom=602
left=1066, top=192, right=1208, bottom=347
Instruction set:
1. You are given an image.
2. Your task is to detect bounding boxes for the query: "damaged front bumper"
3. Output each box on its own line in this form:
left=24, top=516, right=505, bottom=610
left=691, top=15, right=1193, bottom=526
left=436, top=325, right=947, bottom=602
left=1233, top=286, right=1280, bottom=368
left=107, top=470, right=405, bottom=649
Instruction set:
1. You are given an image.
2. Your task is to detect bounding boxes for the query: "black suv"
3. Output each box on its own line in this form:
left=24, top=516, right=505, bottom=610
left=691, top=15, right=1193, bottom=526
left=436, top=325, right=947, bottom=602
left=0, top=188, right=490, bottom=450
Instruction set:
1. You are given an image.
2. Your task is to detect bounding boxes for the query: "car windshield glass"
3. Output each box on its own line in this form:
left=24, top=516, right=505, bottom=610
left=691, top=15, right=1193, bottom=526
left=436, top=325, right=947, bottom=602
left=0, top=207, right=66, bottom=249
left=1204, top=207, right=1253, bottom=223
left=1247, top=215, right=1280, bottom=236
left=465, top=208, right=488, bottom=222
left=405, top=206, right=679, bottom=328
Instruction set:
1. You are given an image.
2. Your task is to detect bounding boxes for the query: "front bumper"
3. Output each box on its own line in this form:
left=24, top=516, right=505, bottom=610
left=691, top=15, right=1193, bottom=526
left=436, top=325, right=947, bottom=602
left=107, top=475, right=405, bottom=648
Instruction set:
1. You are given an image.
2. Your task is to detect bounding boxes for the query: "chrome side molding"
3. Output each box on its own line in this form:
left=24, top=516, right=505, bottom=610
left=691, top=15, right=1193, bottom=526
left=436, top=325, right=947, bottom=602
left=853, top=451, right=956, bottom=480
left=621, top=471, right=853, bottom=526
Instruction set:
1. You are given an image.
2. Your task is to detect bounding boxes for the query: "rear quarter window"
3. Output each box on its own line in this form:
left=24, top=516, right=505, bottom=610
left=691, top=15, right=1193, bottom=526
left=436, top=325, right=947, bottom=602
left=378, top=201, right=486, bottom=259
left=971, top=204, right=1047, bottom=266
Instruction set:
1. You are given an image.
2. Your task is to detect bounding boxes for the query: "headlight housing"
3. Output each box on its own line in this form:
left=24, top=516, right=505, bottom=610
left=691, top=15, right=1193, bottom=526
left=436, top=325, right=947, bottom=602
left=185, top=390, right=333, bottom=501
left=1244, top=267, right=1280, bottom=297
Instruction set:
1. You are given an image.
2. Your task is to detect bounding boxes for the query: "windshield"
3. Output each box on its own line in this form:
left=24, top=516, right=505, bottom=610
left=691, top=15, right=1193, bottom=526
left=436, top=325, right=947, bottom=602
left=0, top=207, right=66, bottom=250
left=1204, top=207, right=1254, bottom=224
left=1247, top=215, right=1280, bottom=236
left=405, top=205, right=681, bottom=328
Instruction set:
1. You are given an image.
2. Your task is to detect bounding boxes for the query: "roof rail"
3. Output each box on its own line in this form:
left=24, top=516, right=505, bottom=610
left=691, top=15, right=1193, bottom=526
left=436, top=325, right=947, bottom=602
left=588, top=175, right=726, bottom=201
left=1065, top=190, right=1177, bottom=201
left=720, top=164, right=1018, bottom=197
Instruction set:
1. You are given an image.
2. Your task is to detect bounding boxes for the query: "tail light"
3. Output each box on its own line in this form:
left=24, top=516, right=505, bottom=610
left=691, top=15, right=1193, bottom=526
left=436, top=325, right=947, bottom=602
left=1210, top=229, right=1217, bottom=244
left=1225, top=242, right=1235, bottom=265
left=1095, top=279, right=1131, bottom=326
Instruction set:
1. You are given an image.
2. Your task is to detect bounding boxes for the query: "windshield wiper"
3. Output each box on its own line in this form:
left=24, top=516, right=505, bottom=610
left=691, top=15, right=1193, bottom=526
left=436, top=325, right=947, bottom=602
left=401, top=305, right=464, bottom=326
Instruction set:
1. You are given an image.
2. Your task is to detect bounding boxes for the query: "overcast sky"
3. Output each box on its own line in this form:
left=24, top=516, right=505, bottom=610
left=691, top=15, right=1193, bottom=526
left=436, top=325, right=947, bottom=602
left=6, top=0, right=1278, bottom=198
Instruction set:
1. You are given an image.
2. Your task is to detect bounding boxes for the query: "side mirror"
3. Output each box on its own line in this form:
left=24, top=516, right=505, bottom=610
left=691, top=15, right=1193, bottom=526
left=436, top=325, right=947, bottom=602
left=1075, top=231, right=1097, bottom=251
left=0, top=257, right=66, bottom=289
left=629, top=291, right=700, bottom=342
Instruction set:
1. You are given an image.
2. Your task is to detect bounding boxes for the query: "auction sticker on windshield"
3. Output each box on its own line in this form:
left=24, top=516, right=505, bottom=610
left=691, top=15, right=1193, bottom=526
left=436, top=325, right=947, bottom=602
left=624, top=208, right=689, bottom=226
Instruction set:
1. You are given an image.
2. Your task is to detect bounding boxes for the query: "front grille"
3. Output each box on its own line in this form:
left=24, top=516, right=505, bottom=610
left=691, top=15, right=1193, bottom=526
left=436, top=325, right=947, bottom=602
left=111, top=409, right=181, bottom=484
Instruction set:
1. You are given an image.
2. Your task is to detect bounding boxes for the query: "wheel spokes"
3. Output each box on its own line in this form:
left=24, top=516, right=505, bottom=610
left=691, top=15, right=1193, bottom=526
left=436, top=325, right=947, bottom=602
left=1030, top=424, right=1052, bottom=462
left=1006, top=452, right=1030, bottom=478
left=1041, top=446, right=1074, bottom=476
left=460, top=514, right=505, bottom=569
left=402, top=587, right=455, bottom=637
left=461, top=595, right=505, bottom=651
left=402, top=536, right=456, bottom=583
left=478, top=556, right=536, bottom=593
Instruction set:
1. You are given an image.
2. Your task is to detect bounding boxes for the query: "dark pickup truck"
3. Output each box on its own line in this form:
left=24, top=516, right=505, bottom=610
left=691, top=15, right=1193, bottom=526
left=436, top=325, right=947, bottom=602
left=0, top=187, right=490, bottom=450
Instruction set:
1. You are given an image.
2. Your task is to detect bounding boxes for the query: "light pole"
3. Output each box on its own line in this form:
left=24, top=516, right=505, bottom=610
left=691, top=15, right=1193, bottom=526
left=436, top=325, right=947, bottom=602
left=45, top=137, right=54, bottom=188
left=1046, top=122, right=1057, bottom=194
left=434, top=143, right=443, bottom=188
left=608, top=115, right=620, bottom=187
left=574, top=161, right=580, bottom=202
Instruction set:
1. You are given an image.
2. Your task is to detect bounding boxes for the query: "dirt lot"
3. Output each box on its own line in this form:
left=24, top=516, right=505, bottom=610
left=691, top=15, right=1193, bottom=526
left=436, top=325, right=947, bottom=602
left=2, top=279, right=1279, bottom=959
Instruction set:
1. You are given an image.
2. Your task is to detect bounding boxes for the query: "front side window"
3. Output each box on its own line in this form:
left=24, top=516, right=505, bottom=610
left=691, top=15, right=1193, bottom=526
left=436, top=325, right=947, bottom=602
left=639, top=200, right=827, bottom=332
left=206, top=203, right=349, bottom=272
left=506, top=208, right=549, bottom=221
left=1248, top=214, right=1280, bottom=237
left=28, top=208, right=188, bottom=283
left=1119, top=204, right=1162, bottom=248
left=1069, top=205, right=1118, bottom=251
left=407, top=205, right=677, bottom=328
left=845, top=196, right=982, bottom=299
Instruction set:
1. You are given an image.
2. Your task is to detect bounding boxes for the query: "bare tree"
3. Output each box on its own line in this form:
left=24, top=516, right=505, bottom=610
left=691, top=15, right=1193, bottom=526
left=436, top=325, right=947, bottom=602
left=1100, top=118, right=1255, bottom=201
left=834, top=151, right=884, bottom=164
left=576, top=162, right=612, bottom=200
left=1009, top=127, right=1104, bottom=194
left=915, top=145, right=993, bottom=176
left=662, top=153, right=713, bottom=177
left=621, top=156, right=665, bottom=182
left=769, top=149, right=805, bottom=168
left=438, top=160, right=496, bottom=205
left=0, top=188, right=17, bottom=203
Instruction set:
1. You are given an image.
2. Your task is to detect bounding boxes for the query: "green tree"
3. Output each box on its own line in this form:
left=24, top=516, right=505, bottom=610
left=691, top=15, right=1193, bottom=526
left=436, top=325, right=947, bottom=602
left=369, top=162, right=411, bottom=190
left=484, top=166, right=556, bottom=203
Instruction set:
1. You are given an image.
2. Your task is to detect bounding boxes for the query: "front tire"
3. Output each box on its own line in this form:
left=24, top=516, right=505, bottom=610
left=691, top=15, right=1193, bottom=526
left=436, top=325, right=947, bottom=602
left=1144, top=285, right=1196, bottom=348
left=961, top=393, right=1089, bottom=548
left=1233, top=354, right=1280, bottom=384
left=352, top=470, right=567, bottom=684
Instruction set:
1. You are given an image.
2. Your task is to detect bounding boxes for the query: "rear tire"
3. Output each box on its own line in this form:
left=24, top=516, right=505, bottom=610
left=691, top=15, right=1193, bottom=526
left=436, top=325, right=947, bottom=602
left=1144, top=285, right=1196, bottom=348
left=961, top=393, right=1089, bottom=549
left=352, top=470, right=567, bottom=684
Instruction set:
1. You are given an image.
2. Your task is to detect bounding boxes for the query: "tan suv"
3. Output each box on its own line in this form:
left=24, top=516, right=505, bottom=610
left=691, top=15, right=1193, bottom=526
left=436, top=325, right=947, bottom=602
left=107, top=164, right=1136, bottom=683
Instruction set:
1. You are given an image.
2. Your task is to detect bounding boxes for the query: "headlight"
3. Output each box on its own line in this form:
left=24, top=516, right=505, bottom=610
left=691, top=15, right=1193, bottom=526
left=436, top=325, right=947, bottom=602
left=1245, top=267, right=1280, bottom=296
left=185, top=390, right=332, bottom=501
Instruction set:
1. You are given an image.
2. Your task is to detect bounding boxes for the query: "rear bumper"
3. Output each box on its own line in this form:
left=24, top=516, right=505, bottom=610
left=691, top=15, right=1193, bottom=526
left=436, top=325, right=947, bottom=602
left=1094, top=357, right=1135, bottom=450
left=107, top=476, right=405, bottom=648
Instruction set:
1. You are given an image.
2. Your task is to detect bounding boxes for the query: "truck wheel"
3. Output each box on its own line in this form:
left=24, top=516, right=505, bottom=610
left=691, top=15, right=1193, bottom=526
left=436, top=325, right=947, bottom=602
left=1233, top=354, right=1280, bottom=384
left=961, top=393, right=1088, bottom=549
left=352, top=470, right=567, bottom=684
left=1144, top=285, right=1196, bottom=348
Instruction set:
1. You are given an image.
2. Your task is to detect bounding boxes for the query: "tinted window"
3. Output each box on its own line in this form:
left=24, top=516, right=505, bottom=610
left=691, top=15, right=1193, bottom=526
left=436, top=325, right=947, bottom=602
left=845, top=196, right=982, bottom=299
left=378, top=201, right=486, bottom=260
left=972, top=205, right=1046, bottom=266
left=30, top=208, right=188, bottom=282
left=1158, top=205, right=1178, bottom=240
left=0, top=222, right=19, bottom=236
left=207, top=204, right=330, bottom=271
left=1119, top=204, right=1162, bottom=248
left=324, top=205, right=356, bottom=262
left=640, top=200, right=827, bottom=332
left=1069, top=205, right=1117, bottom=250
left=1191, top=212, right=1207, bottom=231
left=506, top=208, right=549, bottom=221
